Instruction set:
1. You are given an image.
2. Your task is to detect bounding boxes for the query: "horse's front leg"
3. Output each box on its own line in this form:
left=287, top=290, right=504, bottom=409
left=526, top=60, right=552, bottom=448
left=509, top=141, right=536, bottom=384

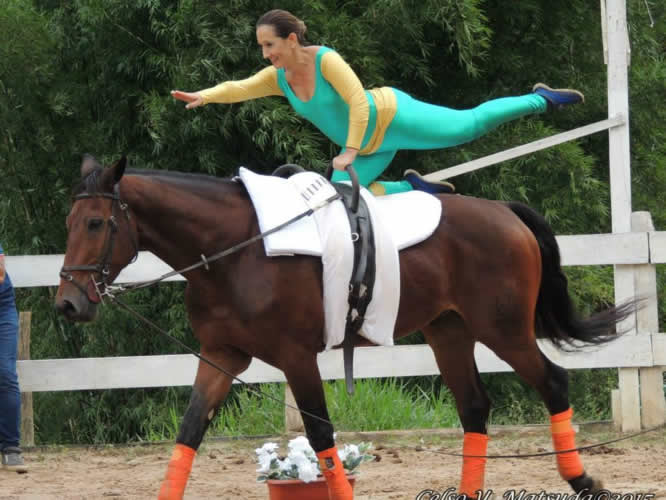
left=158, top=346, right=251, bottom=500
left=285, top=355, right=353, bottom=500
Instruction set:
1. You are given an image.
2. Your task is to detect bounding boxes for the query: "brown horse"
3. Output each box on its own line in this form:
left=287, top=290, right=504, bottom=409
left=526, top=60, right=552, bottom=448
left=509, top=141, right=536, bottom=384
left=55, top=155, right=633, bottom=500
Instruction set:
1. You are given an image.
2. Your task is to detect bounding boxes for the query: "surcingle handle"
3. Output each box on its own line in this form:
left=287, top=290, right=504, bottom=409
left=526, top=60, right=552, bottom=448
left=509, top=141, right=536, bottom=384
left=325, top=163, right=360, bottom=213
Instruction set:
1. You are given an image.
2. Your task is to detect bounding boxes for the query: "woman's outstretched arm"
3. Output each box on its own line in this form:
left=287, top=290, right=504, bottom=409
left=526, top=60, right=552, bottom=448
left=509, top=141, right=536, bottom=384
left=171, top=66, right=284, bottom=109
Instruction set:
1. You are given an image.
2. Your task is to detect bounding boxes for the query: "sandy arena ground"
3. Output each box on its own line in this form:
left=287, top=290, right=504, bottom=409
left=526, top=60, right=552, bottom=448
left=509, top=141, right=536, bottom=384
left=2, top=425, right=664, bottom=499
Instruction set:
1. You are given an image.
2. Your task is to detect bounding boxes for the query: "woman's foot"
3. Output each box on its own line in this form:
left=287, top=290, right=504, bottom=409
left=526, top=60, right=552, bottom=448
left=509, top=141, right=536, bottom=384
left=1, top=447, right=28, bottom=473
left=403, top=169, right=455, bottom=194
left=533, top=83, right=585, bottom=110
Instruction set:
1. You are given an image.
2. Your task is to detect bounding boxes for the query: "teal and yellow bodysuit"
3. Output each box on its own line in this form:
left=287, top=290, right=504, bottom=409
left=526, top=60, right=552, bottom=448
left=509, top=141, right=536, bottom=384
left=200, top=46, right=548, bottom=194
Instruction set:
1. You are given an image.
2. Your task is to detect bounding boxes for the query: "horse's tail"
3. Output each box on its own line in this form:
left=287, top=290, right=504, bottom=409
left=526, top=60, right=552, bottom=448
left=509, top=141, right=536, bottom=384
left=506, top=201, right=637, bottom=348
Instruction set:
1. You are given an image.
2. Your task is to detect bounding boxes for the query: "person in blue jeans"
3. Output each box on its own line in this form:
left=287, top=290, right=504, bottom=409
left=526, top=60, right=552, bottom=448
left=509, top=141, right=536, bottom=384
left=0, top=242, right=27, bottom=473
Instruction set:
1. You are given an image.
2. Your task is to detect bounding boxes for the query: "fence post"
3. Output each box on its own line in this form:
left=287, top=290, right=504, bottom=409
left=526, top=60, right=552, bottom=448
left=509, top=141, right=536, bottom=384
left=632, top=212, right=666, bottom=428
left=18, top=311, right=35, bottom=447
left=284, top=384, right=304, bottom=433
left=610, top=389, right=622, bottom=430
left=606, top=0, right=640, bottom=433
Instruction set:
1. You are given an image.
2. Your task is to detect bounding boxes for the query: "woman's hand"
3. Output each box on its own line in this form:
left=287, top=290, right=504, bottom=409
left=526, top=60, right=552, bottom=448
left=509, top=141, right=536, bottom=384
left=171, top=90, right=204, bottom=109
left=332, top=149, right=358, bottom=171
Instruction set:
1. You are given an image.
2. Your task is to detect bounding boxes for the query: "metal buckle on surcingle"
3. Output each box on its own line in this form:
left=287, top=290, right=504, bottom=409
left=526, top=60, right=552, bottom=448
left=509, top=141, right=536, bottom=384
left=200, top=254, right=210, bottom=271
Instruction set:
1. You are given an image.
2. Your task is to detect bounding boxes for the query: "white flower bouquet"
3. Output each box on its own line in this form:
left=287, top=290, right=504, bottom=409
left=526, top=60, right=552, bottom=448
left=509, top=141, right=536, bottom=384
left=256, top=436, right=374, bottom=483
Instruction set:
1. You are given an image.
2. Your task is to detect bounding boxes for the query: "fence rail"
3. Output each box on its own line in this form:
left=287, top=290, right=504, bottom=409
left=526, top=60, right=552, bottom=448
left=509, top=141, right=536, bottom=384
left=428, top=116, right=626, bottom=181
left=7, top=230, right=665, bottom=290
left=17, top=334, right=663, bottom=393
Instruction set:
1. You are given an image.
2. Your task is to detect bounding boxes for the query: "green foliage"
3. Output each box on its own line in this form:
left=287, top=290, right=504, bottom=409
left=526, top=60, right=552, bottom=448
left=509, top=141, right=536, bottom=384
left=324, top=378, right=460, bottom=431
left=212, top=384, right=287, bottom=438
left=211, top=379, right=460, bottom=437
left=1, top=0, right=663, bottom=444
left=0, top=1, right=71, bottom=254
left=34, top=387, right=191, bottom=444
left=483, top=369, right=620, bottom=424
left=209, top=379, right=460, bottom=438
left=564, top=266, right=616, bottom=318
left=161, top=374, right=618, bottom=440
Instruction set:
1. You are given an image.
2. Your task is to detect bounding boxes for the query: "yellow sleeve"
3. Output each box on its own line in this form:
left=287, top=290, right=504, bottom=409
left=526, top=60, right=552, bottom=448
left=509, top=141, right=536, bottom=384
left=199, top=66, right=283, bottom=105
left=320, top=50, right=369, bottom=150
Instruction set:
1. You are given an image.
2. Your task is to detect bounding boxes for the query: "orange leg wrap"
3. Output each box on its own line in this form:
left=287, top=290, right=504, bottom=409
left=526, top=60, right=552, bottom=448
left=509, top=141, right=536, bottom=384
left=459, top=432, right=489, bottom=499
left=551, top=407, right=584, bottom=480
left=316, top=446, right=353, bottom=500
left=158, top=444, right=196, bottom=500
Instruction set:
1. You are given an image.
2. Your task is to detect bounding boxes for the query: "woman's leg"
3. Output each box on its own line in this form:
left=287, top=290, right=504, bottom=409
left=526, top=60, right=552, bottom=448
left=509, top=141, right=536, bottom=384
left=331, top=149, right=414, bottom=195
left=0, top=305, right=20, bottom=451
left=331, top=86, right=579, bottom=195
left=382, top=88, right=548, bottom=151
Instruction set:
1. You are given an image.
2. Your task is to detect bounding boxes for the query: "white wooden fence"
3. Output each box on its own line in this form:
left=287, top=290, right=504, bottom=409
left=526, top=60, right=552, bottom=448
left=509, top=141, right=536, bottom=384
left=7, top=0, right=665, bottom=434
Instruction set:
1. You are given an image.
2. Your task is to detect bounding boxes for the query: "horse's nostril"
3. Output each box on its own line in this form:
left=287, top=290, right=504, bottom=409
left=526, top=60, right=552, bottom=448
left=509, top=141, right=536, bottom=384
left=55, top=298, right=77, bottom=318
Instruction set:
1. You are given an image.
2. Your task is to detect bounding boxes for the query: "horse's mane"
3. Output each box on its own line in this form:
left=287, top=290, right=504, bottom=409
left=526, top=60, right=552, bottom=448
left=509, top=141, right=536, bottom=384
left=126, top=168, right=232, bottom=184
left=73, top=166, right=241, bottom=199
left=127, top=169, right=243, bottom=202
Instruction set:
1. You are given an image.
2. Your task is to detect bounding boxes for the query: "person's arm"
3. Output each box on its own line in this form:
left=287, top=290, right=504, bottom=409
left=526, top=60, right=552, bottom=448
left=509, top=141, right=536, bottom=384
left=0, top=252, right=6, bottom=284
left=199, top=66, right=283, bottom=104
left=320, top=50, right=369, bottom=166
left=172, top=66, right=283, bottom=109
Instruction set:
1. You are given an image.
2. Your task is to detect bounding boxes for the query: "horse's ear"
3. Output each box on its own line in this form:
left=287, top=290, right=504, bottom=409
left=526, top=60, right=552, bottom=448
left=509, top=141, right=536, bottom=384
left=81, top=154, right=101, bottom=179
left=111, top=156, right=127, bottom=182
left=100, top=156, right=127, bottom=191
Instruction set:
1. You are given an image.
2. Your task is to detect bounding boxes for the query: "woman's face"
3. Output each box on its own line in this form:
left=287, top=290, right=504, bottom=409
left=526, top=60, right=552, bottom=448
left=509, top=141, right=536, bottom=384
left=256, top=24, right=293, bottom=68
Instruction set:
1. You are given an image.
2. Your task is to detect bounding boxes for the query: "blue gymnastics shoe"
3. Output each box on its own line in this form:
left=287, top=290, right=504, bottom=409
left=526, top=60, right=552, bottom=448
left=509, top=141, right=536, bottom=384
left=533, top=83, right=585, bottom=111
left=404, top=169, right=455, bottom=194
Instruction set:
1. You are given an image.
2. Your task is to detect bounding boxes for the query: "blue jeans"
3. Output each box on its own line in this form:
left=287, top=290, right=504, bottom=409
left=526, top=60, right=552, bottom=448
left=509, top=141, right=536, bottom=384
left=0, top=298, right=20, bottom=450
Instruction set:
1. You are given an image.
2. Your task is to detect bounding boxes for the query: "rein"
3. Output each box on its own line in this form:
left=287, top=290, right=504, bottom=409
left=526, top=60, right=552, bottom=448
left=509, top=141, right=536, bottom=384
left=413, top=423, right=665, bottom=459
left=61, top=176, right=664, bottom=459
left=102, top=190, right=341, bottom=299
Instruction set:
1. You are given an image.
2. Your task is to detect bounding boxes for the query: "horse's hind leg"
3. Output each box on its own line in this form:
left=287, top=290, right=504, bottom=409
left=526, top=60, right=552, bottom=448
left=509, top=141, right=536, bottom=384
left=423, top=314, right=491, bottom=499
left=159, top=345, right=251, bottom=500
left=487, top=336, right=603, bottom=494
left=283, top=354, right=353, bottom=500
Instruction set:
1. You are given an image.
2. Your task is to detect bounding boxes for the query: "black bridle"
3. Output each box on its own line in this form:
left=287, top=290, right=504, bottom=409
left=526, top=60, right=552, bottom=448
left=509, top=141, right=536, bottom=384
left=59, top=185, right=138, bottom=303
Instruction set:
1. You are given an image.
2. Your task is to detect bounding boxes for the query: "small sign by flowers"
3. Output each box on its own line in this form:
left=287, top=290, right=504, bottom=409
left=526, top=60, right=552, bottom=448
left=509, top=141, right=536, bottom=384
left=256, top=436, right=374, bottom=483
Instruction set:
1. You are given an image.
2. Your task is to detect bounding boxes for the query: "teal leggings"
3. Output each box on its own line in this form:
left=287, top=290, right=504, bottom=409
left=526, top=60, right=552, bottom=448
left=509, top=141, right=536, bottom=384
left=332, top=88, right=547, bottom=193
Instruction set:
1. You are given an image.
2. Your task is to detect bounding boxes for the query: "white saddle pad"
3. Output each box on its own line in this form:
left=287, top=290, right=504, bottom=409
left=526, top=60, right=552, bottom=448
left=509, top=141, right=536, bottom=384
left=238, top=167, right=442, bottom=350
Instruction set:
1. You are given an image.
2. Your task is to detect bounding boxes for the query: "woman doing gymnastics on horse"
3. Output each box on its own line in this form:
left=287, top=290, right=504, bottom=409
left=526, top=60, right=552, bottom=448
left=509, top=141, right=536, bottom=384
left=171, top=9, right=584, bottom=195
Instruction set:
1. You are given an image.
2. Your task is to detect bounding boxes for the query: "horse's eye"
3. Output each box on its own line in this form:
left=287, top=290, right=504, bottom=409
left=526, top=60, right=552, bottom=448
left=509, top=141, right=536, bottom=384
left=87, top=218, right=104, bottom=232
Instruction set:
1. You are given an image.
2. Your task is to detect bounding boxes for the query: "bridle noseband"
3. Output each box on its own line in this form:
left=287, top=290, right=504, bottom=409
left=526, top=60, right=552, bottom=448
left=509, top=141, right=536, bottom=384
left=59, top=185, right=138, bottom=303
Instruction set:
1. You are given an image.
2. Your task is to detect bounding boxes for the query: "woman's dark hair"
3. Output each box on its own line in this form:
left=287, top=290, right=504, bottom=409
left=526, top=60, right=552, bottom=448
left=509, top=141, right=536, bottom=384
left=256, top=9, right=307, bottom=45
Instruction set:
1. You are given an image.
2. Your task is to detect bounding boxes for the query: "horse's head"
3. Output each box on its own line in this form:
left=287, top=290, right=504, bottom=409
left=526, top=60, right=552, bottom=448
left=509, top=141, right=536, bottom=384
left=55, top=155, right=138, bottom=321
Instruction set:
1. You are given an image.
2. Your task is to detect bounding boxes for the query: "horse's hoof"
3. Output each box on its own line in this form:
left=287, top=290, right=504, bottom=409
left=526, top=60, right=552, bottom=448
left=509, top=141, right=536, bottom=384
left=569, top=473, right=604, bottom=494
